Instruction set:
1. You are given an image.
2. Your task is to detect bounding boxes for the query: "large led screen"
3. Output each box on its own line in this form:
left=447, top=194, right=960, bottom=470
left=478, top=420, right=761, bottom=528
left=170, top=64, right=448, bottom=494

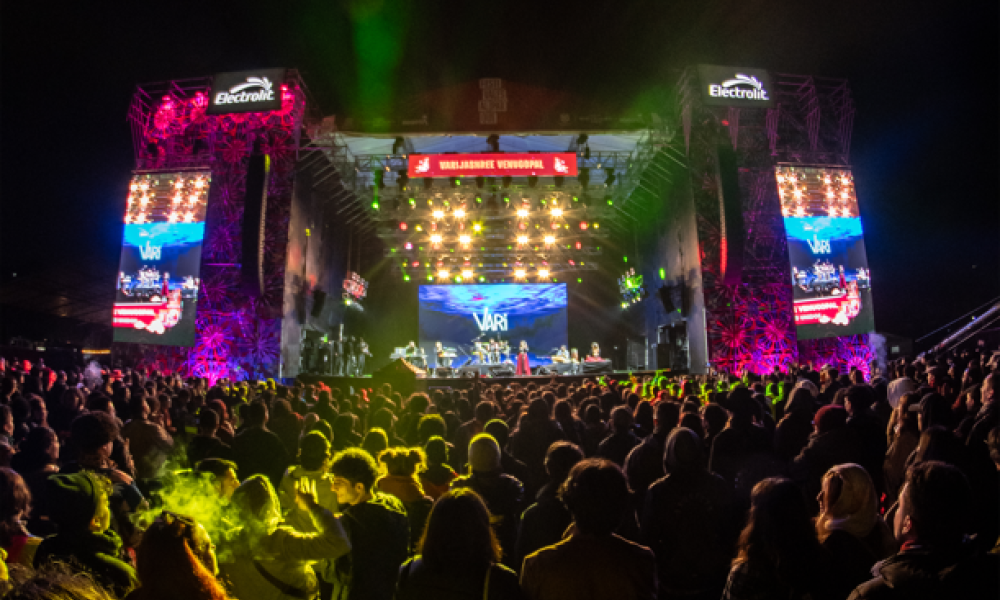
left=418, top=284, right=567, bottom=366
left=113, top=172, right=210, bottom=346
left=777, top=167, right=874, bottom=341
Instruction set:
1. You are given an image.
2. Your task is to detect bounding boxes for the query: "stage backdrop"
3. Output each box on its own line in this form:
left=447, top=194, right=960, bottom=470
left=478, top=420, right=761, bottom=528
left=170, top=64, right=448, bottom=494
left=418, top=284, right=567, bottom=367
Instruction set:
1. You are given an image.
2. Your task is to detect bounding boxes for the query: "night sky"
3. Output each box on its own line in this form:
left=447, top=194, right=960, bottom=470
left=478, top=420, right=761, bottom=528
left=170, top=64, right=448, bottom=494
left=2, top=0, right=997, bottom=342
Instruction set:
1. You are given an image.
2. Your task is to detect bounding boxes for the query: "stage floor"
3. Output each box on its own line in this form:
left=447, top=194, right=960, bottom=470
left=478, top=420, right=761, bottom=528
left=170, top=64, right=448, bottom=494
left=296, top=368, right=678, bottom=394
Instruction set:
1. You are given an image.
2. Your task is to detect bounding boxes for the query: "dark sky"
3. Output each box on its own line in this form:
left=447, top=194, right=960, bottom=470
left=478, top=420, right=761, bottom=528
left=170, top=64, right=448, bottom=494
left=2, top=0, right=997, bottom=341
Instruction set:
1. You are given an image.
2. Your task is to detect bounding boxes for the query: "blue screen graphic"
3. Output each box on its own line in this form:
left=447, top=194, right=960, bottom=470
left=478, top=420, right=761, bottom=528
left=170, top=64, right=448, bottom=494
left=418, top=284, right=567, bottom=367
left=784, top=216, right=874, bottom=340
left=113, top=222, right=206, bottom=346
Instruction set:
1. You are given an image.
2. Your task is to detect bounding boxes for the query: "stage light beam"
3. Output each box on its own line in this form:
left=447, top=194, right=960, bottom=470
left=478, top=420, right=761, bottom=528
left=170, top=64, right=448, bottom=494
left=517, top=235, right=529, bottom=245
left=430, top=234, right=442, bottom=244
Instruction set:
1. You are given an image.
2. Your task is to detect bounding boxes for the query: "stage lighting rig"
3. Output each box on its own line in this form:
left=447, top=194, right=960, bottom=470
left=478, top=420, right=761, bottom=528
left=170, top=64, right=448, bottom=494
left=454, top=208, right=466, bottom=219
left=550, top=207, right=563, bottom=217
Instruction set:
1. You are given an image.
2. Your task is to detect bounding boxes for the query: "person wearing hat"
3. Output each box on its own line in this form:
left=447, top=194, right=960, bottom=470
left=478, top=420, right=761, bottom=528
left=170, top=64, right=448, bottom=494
left=790, top=405, right=865, bottom=514
left=451, top=433, right=525, bottom=569
left=33, top=472, right=137, bottom=597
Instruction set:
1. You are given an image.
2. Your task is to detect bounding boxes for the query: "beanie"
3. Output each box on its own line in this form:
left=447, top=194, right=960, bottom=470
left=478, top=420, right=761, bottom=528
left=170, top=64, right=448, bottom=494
left=468, top=433, right=501, bottom=473
left=815, top=405, right=848, bottom=434
left=46, top=472, right=103, bottom=532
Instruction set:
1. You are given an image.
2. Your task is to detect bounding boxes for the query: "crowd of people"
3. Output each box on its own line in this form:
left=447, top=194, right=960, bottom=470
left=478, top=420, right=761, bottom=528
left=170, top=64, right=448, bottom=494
left=0, top=347, right=996, bottom=600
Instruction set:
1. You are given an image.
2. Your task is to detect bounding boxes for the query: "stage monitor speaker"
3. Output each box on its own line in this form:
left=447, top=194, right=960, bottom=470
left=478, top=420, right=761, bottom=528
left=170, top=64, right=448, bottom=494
left=457, top=366, right=481, bottom=378
left=311, top=290, right=327, bottom=318
left=242, top=143, right=272, bottom=297
left=582, top=360, right=613, bottom=374
left=715, top=144, right=745, bottom=286
left=434, top=367, right=454, bottom=378
left=489, top=365, right=515, bottom=377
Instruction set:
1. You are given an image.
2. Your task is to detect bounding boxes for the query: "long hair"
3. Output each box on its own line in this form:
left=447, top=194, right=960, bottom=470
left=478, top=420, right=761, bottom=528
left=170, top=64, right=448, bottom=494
left=0, top=467, right=30, bottom=547
left=418, top=489, right=501, bottom=571
left=733, top=477, right=824, bottom=594
left=135, top=513, right=232, bottom=600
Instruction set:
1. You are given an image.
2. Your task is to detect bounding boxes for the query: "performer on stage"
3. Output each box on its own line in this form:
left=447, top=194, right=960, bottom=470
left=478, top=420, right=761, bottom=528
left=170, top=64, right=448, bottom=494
left=570, top=348, right=581, bottom=374
left=587, top=342, right=601, bottom=361
left=489, top=338, right=500, bottom=364
left=553, top=345, right=570, bottom=362
left=838, top=265, right=848, bottom=290
left=331, top=335, right=343, bottom=376
left=516, top=340, right=530, bottom=376
left=435, top=341, right=450, bottom=369
left=358, top=337, right=370, bottom=375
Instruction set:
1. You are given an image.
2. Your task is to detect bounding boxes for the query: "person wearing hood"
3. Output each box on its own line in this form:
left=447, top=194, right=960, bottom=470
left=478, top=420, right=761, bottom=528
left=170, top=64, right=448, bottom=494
left=790, top=405, right=865, bottom=513
left=451, top=434, right=525, bottom=570
left=33, top=472, right=138, bottom=597
left=816, top=464, right=896, bottom=599
left=623, top=401, right=680, bottom=503
left=222, top=474, right=351, bottom=600
left=514, top=441, right=583, bottom=569
left=773, top=388, right=816, bottom=462
left=640, top=427, right=735, bottom=600
left=848, top=461, right=998, bottom=600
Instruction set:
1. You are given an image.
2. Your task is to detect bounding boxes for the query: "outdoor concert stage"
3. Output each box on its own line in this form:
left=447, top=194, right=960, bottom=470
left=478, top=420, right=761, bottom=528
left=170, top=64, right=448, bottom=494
left=113, top=66, right=880, bottom=382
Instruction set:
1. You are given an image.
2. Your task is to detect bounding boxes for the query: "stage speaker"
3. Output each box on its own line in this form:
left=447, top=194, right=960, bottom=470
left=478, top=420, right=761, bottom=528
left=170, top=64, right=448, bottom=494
left=457, top=366, right=481, bottom=378
left=715, top=144, right=744, bottom=286
left=582, top=361, right=613, bottom=374
left=489, top=365, right=515, bottom=377
left=434, top=367, right=454, bottom=378
left=242, top=142, right=272, bottom=297
left=658, top=286, right=676, bottom=313
left=311, top=290, right=327, bottom=318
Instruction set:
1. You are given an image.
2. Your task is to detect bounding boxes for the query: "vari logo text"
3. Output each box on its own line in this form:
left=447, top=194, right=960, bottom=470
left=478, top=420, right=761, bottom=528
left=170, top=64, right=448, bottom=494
left=473, top=307, right=508, bottom=332
left=708, top=74, right=769, bottom=101
left=214, top=77, right=275, bottom=106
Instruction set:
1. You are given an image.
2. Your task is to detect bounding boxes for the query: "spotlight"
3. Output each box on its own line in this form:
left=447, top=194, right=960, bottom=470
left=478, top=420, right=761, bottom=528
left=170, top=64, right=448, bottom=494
left=550, top=207, right=563, bottom=217
left=472, top=223, right=482, bottom=232
left=538, top=268, right=550, bottom=278
left=517, top=207, right=530, bottom=218
left=454, top=208, right=466, bottom=219
left=462, top=269, right=473, bottom=279
left=517, top=235, right=529, bottom=245
left=399, top=222, right=408, bottom=231
left=432, top=210, right=444, bottom=220
left=437, top=269, right=450, bottom=279
left=579, top=221, right=588, bottom=230
left=544, top=235, right=555, bottom=245
left=514, top=269, right=527, bottom=278
left=459, top=234, right=471, bottom=245
left=430, top=234, right=442, bottom=244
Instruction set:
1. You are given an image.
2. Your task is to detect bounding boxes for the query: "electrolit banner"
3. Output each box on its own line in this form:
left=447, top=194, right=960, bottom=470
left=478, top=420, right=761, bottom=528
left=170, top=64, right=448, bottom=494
left=407, top=153, right=578, bottom=178
left=777, top=166, right=875, bottom=340
left=207, top=68, right=286, bottom=115
left=113, top=171, right=210, bottom=346
left=418, top=284, right=567, bottom=366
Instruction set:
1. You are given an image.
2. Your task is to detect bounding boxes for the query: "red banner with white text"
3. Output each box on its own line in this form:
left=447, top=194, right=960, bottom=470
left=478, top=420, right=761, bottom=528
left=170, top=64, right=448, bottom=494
left=407, top=153, right=578, bottom=178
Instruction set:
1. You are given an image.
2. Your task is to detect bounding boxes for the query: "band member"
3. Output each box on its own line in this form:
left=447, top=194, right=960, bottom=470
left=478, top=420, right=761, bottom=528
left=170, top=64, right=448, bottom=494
left=358, top=338, right=370, bottom=375
left=405, top=341, right=419, bottom=356
left=589, top=342, right=601, bottom=360
left=345, top=336, right=358, bottom=376
left=516, top=340, right=530, bottom=376
left=570, top=348, right=581, bottom=374
left=435, top=341, right=450, bottom=369
left=556, top=345, right=570, bottom=361
left=332, top=335, right=343, bottom=376
left=489, top=338, right=500, bottom=364
left=838, top=265, right=847, bottom=290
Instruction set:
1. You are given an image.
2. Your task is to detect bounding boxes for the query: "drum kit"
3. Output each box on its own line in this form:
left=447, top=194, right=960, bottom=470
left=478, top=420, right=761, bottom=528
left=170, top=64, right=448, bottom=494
left=471, top=336, right=511, bottom=365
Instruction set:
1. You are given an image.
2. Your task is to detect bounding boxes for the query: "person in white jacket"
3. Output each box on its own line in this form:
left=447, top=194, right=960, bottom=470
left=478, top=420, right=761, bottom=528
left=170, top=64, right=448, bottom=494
left=278, top=432, right=338, bottom=533
left=221, top=475, right=351, bottom=600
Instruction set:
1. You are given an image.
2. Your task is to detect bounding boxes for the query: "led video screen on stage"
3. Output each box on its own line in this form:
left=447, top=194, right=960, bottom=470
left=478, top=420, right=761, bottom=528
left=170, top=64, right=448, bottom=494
left=418, top=284, right=567, bottom=366
left=113, top=172, right=210, bottom=346
left=777, top=167, right=874, bottom=341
